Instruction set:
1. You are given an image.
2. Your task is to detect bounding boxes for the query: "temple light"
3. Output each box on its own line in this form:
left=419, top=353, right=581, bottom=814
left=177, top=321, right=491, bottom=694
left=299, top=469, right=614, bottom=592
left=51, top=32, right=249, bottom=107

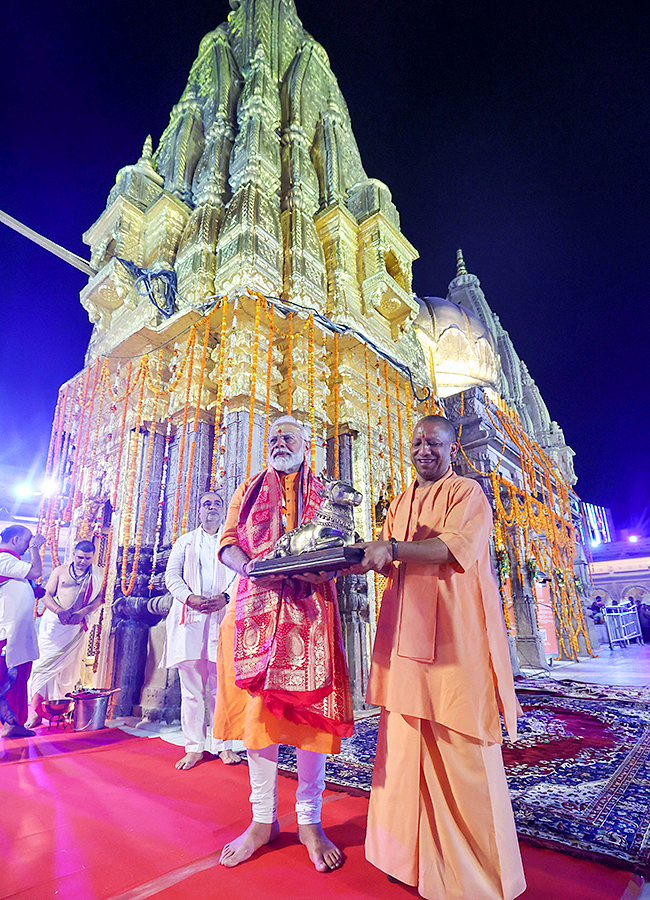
left=41, top=477, right=58, bottom=497
left=14, top=482, right=33, bottom=498
left=629, top=535, right=639, bottom=543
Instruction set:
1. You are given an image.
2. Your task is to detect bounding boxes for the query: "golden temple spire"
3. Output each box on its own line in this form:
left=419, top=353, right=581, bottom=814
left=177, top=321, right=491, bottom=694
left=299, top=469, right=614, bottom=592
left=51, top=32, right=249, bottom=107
left=140, top=134, right=153, bottom=161
left=456, top=248, right=468, bottom=277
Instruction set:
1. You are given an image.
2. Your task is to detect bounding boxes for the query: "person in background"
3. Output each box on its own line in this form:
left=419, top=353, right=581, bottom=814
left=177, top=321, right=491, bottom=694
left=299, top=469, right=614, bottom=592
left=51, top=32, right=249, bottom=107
left=27, top=540, right=104, bottom=727
left=164, top=490, right=242, bottom=770
left=0, top=525, right=45, bottom=738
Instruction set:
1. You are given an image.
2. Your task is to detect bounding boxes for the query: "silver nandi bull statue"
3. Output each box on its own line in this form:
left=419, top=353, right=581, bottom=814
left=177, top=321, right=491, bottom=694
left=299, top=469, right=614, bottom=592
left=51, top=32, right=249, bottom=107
left=269, top=478, right=363, bottom=558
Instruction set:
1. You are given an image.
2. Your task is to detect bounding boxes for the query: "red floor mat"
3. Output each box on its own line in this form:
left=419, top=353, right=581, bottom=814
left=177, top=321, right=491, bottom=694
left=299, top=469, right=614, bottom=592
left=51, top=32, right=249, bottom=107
left=0, top=726, right=640, bottom=900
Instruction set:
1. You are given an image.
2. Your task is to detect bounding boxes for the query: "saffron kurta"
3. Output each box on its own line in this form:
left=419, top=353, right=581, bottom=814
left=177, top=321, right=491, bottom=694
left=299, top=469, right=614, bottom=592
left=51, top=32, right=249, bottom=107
left=366, top=468, right=526, bottom=900
left=214, top=469, right=352, bottom=753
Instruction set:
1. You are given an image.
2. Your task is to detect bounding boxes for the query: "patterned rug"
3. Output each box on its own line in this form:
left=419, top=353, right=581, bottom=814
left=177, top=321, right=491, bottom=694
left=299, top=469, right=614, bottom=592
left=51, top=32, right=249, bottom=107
left=276, top=687, right=650, bottom=875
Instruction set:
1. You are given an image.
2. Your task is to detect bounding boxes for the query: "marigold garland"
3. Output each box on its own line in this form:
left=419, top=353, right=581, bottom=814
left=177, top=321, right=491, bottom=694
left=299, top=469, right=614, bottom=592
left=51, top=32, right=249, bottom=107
left=210, top=299, right=230, bottom=489
left=121, top=352, right=162, bottom=595
left=246, top=295, right=262, bottom=478
left=404, top=377, right=415, bottom=481
left=307, top=314, right=316, bottom=471
left=332, top=332, right=340, bottom=479
left=286, top=312, right=294, bottom=416
left=383, top=362, right=395, bottom=500
left=218, top=298, right=238, bottom=484
left=263, top=300, right=274, bottom=466
left=120, top=359, right=148, bottom=594
left=364, top=346, right=376, bottom=537
left=172, top=329, right=197, bottom=541
left=182, top=317, right=212, bottom=531
left=394, top=369, right=405, bottom=493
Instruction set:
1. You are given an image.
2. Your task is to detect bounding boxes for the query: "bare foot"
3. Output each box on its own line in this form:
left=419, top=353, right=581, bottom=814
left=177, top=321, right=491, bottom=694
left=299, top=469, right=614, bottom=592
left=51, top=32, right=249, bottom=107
left=298, top=822, right=343, bottom=872
left=25, top=715, right=42, bottom=729
left=1, top=723, right=36, bottom=739
left=175, top=751, right=204, bottom=770
left=220, top=820, right=280, bottom=867
left=219, top=749, right=241, bottom=765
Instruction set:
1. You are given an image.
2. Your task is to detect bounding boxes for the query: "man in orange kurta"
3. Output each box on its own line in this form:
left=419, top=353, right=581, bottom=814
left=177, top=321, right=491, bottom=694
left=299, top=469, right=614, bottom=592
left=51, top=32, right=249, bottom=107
left=215, top=416, right=353, bottom=872
left=351, top=415, right=526, bottom=900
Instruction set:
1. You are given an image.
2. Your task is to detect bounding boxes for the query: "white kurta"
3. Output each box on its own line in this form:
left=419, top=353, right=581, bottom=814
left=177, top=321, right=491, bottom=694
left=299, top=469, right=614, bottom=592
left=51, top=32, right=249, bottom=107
left=0, top=554, right=38, bottom=669
left=163, top=526, right=230, bottom=668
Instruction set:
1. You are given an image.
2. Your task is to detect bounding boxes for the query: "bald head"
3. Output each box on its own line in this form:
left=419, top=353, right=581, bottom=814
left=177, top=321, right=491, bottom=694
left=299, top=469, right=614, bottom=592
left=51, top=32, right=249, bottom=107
left=410, top=415, right=459, bottom=484
left=414, top=415, right=457, bottom=442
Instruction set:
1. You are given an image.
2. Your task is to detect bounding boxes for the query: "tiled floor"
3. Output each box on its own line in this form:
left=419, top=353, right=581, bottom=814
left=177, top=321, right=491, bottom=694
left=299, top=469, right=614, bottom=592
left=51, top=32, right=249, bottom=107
left=546, top=640, right=650, bottom=687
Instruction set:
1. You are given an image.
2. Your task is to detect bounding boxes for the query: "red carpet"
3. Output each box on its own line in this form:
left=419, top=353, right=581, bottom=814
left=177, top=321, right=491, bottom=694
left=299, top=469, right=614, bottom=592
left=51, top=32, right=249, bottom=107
left=0, top=725, right=641, bottom=900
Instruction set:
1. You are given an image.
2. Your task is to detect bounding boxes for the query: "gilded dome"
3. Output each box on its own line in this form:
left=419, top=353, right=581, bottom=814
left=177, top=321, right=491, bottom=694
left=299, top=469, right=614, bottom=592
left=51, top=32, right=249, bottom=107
left=414, top=296, right=500, bottom=397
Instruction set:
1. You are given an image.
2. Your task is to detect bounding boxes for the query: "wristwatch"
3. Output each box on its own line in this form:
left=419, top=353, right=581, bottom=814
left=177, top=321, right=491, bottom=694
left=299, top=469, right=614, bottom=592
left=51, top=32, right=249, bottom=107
left=388, top=537, right=399, bottom=561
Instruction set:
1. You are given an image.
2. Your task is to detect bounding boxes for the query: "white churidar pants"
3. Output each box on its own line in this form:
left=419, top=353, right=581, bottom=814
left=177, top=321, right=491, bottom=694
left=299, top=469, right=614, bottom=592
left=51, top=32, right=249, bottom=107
left=247, top=745, right=326, bottom=825
left=176, top=658, right=235, bottom=754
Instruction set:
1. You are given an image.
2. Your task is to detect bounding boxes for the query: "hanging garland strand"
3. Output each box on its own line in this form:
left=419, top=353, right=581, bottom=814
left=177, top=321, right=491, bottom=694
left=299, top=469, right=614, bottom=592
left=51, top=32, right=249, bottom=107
left=210, top=299, right=230, bottom=490
left=172, top=328, right=197, bottom=541
left=333, top=332, right=340, bottom=479
left=383, top=361, right=396, bottom=499
left=119, top=361, right=147, bottom=594
left=307, top=314, right=316, bottom=471
left=246, top=295, right=262, bottom=478
left=263, top=300, right=274, bottom=466
left=286, top=312, right=294, bottom=416
left=394, top=369, right=406, bottom=493
left=182, top=316, right=213, bottom=531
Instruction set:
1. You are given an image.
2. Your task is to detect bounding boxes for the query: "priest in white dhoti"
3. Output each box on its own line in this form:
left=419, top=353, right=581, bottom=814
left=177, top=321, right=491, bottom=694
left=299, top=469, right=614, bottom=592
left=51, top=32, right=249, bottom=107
left=164, top=489, right=242, bottom=770
left=28, top=540, right=104, bottom=726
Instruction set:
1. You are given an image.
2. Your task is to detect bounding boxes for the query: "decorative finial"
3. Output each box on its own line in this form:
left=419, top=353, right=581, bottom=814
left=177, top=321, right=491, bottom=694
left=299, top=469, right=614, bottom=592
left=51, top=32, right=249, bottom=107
left=456, top=248, right=467, bottom=277
left=141, top=135, right=153, bottom=161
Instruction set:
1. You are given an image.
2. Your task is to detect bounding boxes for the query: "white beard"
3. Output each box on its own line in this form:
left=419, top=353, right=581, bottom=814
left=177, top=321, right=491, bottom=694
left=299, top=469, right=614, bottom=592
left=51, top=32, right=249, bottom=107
left=270, top=448, right=304, bottom=473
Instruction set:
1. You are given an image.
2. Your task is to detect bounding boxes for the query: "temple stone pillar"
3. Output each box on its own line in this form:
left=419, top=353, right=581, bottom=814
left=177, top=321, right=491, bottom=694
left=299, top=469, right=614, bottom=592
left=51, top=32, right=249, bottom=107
left=510, top=550, right=549, bottom=670
left=136, top=594, right=181, bottom=724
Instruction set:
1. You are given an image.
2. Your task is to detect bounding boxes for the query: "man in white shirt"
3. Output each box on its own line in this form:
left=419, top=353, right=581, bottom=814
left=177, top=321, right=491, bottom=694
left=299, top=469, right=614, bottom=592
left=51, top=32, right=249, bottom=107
left=0, top=525, right=45, bottom=738
left=164, top=490, right=242, bottom=769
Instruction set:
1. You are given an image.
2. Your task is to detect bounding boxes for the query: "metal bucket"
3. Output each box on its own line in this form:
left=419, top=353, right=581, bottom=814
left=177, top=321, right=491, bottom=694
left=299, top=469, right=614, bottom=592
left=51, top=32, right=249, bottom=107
left=67, top=689, right=119, bottom=732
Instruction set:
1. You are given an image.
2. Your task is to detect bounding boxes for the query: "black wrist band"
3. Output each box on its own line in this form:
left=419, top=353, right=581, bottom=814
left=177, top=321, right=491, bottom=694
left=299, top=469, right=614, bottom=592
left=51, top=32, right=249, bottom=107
left=388, top=537, right=398, bottom=560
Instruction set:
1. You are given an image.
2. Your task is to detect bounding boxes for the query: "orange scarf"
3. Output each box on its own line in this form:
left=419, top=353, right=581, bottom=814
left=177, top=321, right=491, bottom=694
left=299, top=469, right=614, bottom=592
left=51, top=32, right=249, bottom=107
left=234, top=466, right=353, bottom=737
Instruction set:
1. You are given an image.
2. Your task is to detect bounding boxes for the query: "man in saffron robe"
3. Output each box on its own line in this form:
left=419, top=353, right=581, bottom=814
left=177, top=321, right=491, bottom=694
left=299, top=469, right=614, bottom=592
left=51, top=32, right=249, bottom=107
left=0, top=525, right=45, bottom=738
left=215, top=415, right=354, bottom=872
left=350, top=415, right=526, bottom=900
left=27, top=540, right=104, bottom=726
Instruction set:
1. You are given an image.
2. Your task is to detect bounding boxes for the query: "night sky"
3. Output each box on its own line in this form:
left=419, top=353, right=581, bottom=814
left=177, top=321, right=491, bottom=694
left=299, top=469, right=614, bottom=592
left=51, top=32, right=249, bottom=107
left=1, top=0, right=649, bottom=532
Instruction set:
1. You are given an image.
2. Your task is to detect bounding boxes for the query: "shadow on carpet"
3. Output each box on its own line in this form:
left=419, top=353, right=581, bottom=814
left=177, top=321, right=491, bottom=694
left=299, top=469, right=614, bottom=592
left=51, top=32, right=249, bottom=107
left=276, top=685, right=650, bottom=876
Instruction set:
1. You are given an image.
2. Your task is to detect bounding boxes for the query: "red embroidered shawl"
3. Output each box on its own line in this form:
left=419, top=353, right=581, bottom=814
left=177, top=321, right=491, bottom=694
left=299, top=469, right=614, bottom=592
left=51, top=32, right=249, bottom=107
left=234, top=466, right=353, bottom=737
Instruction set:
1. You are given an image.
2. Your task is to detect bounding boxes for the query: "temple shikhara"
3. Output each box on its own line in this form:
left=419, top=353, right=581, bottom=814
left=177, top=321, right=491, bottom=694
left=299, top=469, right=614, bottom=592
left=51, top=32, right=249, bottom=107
left=38, top=0, right=594, bottom=720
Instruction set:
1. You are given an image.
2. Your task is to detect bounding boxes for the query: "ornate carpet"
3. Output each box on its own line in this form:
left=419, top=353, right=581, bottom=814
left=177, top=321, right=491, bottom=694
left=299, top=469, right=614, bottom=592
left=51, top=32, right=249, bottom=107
left=276, top=683, right=650, bottom=875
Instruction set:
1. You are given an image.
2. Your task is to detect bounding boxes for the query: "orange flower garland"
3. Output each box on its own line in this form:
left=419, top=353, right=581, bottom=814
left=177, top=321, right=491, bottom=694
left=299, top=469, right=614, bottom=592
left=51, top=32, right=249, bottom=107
left=120, top=360, right=147, bottom=594
left=383, top=362, right=395, bottom=499
left=307, top=314, right=316, bottom=471
left=210, top=299, right=230, bottom=489
left=332, top=332, right=340, bottom=479
left=364, top=346, right=376, bottom=537
left=404, top=377, right=415, bottom=481
left=121, top=352, right=162, bottom=595
left=182, top=316, right=212, bottom=531
left=246, top=295, right=262, bottom=478
left=394, top=369, right=405, bottom=493
left=286, top=312, right=294, bottom=416
left=263, top=300, right=274, bottom=466
left=172, top=328, right=197, bottom=541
